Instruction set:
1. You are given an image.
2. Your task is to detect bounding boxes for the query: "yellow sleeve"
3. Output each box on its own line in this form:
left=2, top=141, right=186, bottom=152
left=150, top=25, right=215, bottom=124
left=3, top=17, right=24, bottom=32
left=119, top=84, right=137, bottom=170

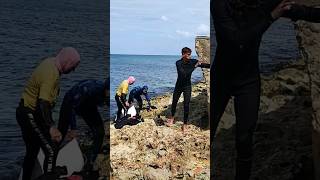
left=39, top=71, right=58, bottom=103
left=122, top=82, right=128, bottom=94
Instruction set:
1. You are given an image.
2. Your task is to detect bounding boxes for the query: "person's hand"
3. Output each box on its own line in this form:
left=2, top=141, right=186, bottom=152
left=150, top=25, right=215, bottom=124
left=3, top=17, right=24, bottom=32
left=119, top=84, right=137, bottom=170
left=195, top=60, right=203, bottom=67
left=50, top=127, right=62, bottom=142
left=65, top=129, right=78, bottom=141
left=125, top=101, right=129, bottom=107
left=271, top=0, right=295, bottom=20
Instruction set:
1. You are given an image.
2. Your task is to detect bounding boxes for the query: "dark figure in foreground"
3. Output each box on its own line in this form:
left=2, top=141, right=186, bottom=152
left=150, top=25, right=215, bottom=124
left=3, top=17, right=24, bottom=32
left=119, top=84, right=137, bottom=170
left=167, top=47, right=210, bottom=133
left=211, top=0, right=320, bottom=179
left=58, top=79, right=109, bottom=171
left=16, top=47, right=80, bottom=180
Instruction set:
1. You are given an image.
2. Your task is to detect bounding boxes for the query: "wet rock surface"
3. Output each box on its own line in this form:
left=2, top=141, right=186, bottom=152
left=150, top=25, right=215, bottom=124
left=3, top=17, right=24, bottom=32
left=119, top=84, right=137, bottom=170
left=213, top=59, right=314, bottom=179
left=106, top=81, right=210, bottom=179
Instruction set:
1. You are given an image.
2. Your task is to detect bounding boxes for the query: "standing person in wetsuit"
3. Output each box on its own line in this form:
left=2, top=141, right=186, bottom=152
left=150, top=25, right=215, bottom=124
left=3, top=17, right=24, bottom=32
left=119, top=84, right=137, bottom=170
left=16, top=47, right=80, bottom=180
left=167, top=47, right=210, bottom=133
left=211, top=0, right=320, bottom=179
left=58, top=79, right=109, bottom=171
left=128, top=85, right=152, bottom=114
left=115, top=76, right=135, bottom=120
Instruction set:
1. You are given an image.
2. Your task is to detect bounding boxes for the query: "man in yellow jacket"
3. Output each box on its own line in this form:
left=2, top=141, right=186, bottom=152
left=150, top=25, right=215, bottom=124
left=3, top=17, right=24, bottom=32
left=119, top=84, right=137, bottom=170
left=16, top=47, right=80, bottom=180
left=115, top=76, right=135, bottom=120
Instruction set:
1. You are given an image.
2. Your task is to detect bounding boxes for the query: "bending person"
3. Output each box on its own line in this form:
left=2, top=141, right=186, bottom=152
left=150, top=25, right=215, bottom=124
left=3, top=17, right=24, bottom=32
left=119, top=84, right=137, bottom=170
left=16, top=47, right=80, bottom=180
left=115, top=76, right=135, bottom=120
left=58, top=79, right=109, bottom=171
left=128, top=85, right=152, bottom=114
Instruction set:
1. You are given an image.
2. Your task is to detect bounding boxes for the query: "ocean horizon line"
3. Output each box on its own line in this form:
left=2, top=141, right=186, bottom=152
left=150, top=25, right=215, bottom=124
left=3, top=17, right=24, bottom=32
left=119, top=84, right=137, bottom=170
left=111, top=53, right=180, bottom=56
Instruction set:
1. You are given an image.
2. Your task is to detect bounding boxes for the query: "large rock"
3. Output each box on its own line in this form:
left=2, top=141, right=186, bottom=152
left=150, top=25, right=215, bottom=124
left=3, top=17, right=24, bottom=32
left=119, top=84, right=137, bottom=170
left=195, top=36, right=210, bottom=128
left=143, top=167, right=171, bottom=180
left=109, top=84, right=211, bottom=179
left=294, top=2, right=320, bottom=179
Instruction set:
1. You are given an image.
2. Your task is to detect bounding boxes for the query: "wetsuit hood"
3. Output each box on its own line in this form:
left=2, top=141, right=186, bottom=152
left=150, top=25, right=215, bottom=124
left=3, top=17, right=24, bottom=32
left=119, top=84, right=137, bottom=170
left=55, top=47, right=80, bottom=74
left=142, top=85, right=148, bottom=94
left=128, top=76, right=135, bottom=84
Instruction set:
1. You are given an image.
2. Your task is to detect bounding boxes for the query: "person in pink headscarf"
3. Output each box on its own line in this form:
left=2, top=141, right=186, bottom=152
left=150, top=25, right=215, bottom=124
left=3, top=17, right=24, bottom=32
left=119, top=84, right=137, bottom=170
left=16, top=47, right=80, bottom=180
left=55, top=47, right=81, bottom=74
left=115, top=76, right=135, bottom=120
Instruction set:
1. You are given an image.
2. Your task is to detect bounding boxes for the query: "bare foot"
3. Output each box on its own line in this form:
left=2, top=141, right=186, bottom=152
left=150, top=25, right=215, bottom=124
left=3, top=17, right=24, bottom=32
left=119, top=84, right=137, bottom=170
left=166, top=116, right=174, bottom=127
left=181, top=124, right=188, bottom=134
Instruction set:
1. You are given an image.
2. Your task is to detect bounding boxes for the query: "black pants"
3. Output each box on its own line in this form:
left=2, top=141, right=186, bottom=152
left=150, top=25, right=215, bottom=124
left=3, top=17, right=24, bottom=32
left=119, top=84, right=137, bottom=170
left=58, top=98, right=105, bottom=166
left=115, top=95, right=126, bottom=119
left=16, top=102, right=58, bottom=180
left=128, top=94, right=143, bottom=112
left=171, top=85, right=192, bottom=124
left=211, top=78, right=260, bottom=180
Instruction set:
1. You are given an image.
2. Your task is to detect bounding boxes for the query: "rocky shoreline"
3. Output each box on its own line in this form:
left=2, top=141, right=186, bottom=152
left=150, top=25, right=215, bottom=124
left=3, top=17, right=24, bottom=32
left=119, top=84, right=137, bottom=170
left=85, top=24, right=320, bottom=179
left=77, top=57, right=314, bottom=180
left=104, top=80, right=211, bottom=179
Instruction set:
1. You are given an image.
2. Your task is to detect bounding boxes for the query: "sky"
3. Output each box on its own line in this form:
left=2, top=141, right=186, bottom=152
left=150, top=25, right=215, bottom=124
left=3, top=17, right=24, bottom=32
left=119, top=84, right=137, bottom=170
left=111, top=0, right=210, bottom=55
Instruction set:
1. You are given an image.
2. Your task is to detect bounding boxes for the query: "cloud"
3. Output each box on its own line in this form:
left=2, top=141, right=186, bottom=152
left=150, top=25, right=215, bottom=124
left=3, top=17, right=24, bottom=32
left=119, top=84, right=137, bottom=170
left=111, top=0, right=210, bottom=54
left=167, top=34, right=175, bottom=39
left=176, top=30, right=192, bottom=37
left=196, top=24, right=210, bottom=35
left=161, top=15, right=168, bottom=21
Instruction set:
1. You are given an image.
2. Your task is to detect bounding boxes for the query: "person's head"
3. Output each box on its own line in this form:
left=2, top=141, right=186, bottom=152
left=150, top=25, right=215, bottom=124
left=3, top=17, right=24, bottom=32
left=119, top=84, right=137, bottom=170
left=181, top=47, right=192, bottom=60
left=142, top=85, right=148, bottom=94
left=128, top=76, right=135, bottom=85
left=55, top=47, right=80, bottom=74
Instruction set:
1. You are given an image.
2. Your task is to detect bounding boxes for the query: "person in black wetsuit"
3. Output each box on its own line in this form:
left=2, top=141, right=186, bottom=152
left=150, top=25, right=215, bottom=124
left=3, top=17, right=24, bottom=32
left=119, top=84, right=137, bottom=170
left=58, top=79, right=109, bottom=171
left=16, top=47, right=80, bottom=180
left=167, top=47, right=210, bottom=133
left=115, top=76, right=136, bottom=120
left=128, top=85, right=152, bottom=114
left=211, top=0, right=320, bottom=179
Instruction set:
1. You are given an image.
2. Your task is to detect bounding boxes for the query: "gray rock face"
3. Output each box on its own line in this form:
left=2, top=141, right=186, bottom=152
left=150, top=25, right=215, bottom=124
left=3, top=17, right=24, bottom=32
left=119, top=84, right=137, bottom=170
left=195, top=36, right=210, bottom=126
left=295, top=4, right=320, bottom=178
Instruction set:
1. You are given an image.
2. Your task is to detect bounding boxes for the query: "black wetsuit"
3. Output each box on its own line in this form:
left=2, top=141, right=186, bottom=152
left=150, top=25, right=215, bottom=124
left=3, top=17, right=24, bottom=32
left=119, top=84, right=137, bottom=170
left=171, top=58, right=210, bottom=123
left=115, top=94, right=127, bottom=119
left=16, top=99, right=58, bottom=180
left=128, top=86, right=151, bottom=112
left=211, top=0, right=320, bottom=179
left=58, top=80, right=106, bottom=167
